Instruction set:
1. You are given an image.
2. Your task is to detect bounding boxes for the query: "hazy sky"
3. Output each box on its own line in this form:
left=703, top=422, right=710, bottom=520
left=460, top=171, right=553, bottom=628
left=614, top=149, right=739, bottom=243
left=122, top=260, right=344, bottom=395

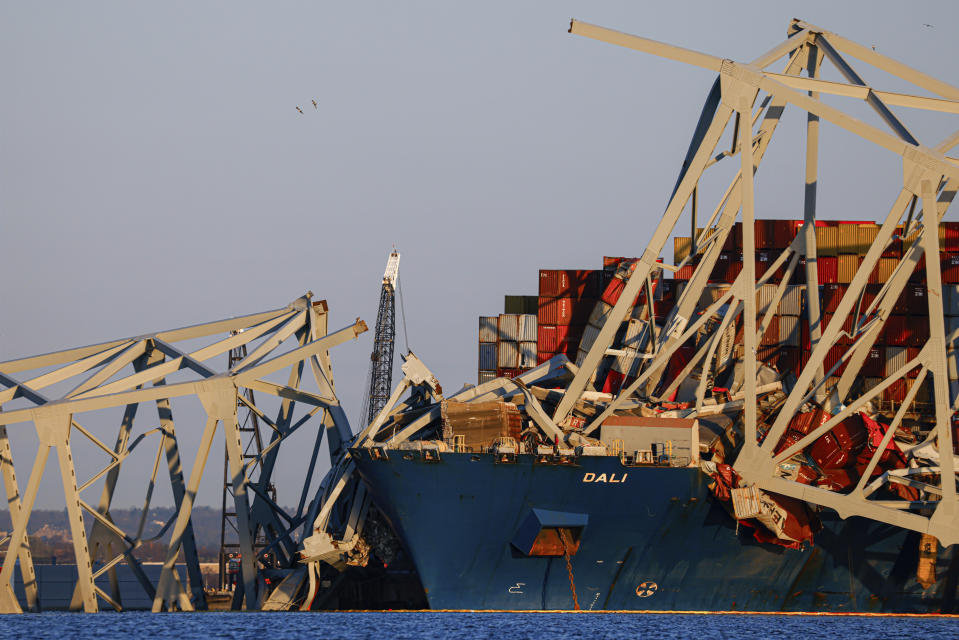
left=3, top=1, right=958, bottom=509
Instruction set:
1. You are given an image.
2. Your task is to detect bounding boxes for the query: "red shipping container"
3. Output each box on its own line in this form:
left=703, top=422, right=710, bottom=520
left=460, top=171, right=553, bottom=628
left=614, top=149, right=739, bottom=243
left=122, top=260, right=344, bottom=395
left=904, top=284, right=928, bottom=314
left=907, top=316, right=929, bottom=348
left=816, top=467, right=857, bottom=492
left=884, top=378, right=908, bottom=403
left=907, top=346, right=922, bottom=378
left=942, top=253, right=959, bottom=284
left=862, top=347, right=884, bottom=377
left=789, top=408, right=832, bottom=436
left=775, top=429, right=807, bottom=455
left=539, top=270, right=601, bottom=298
left=603, top=256, right=636, bottom=270
left=943, top=223, right=959, bottom=252
left=676, top=265, right=695, bottom=280
left=760, top=316, right=780, bottom=346
left=818, top=256, right=838, bottom=283
left=823, top=344, right=846, bottom=376
left=537, top=324, right=581, bottom=353
left=723, top=222, right=743, bottom=252
left=753, top=250, right=776, bottom=280
left=536, top=351, right=556, bottom=365
left=884, top=315, right=908, bottom=345
left=602, top=369, right=625, bottom=394
left=753, top=220, right=773, bottom=249
left=822, top=283, right=846, bottom=314
left=773, top=219, right=803, bottom=249
left=796, top=465, right=818, bottom=485
left=539, top=297, right=593, bottom=325
left=601, top=274, right=653, bottom=307
left=789, top=256, right=808, bottom=285
left=757, top=344, right=780, bottom=364
left=908, top=255, right=926, bottom=284
left=777, top=346, right=801, bottom=374
left=496, top=368, right=525, bottom=379
left=809, top=432, right=851, bottom=469
left=831, top=415, right=867, bottom=452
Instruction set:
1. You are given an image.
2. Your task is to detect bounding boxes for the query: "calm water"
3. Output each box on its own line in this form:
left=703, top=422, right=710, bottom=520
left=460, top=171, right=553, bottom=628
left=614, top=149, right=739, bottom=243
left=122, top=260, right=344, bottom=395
left=0, top=612, right=956, bottom=640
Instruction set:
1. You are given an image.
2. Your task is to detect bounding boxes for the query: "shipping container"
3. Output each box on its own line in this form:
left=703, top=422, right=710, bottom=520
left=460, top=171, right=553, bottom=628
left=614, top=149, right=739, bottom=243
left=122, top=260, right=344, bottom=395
left=943, top=222, right=959, bottom=253
left=942, top=253, right=959, bottom=284
left=478, top=370, right=497, bottom=385
left=837, top=254, right=860, bottom=283
left=479, top=316, right=499, bottom=343
left=944, top=284, right=959, bottom=316
left=479, top=342, right=497, bottom=370
left=760, top=316, right=780, bottom=346
left=779, top=315, right=801, bottom=347
left=518, top=314, right=537, bottom=342
left=518, top=341, right=537, bottom=368
left=781, top=285, right=804, bottom=316
left=816, top=223, right=839, bottom=257
left=818, top=256, right=838, bottom=283
left=498, top=314, right=521, bottom=342
left=822, top=283, right=845, bottom=314
left=908, top=316, right=930, bottom=348
left=838, top=222, right=859, bottom=252
left=589, top=300, right=616, bottom=327
left=504, top=295, right=538, bottom=315
left=885, top=315, right=909, bottom=345
left=824, top=344, right=846, bottom=376
left=538, top=270, right=600, bottom=298
left=885, top=345, right=908, bottom=377
left=497, top=340, right=519, bottom=369
left=871, top=257, right=898, bottom=284
left=773, top=219, right=803, bottom=249
left=857, top=224, right=879, bottom=255
left=537, top=324, right=582, bottom=353
left=538, top=297, right=594, bottom=326
left=577, top=324, right=602, bottom=363
left=862, top=347, right=884, bottom=377
left=674, top=237, right=692, bottom=263
left=754, top=220, right=773, bottom=249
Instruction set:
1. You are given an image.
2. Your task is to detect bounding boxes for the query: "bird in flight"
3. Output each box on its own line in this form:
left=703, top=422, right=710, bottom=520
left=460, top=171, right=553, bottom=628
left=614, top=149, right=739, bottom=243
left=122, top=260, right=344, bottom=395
left=296, top=106, right=304, bottom=114
left=312, top=99, right=318, bottom=109
left=923, top=23, right=934, bottom=28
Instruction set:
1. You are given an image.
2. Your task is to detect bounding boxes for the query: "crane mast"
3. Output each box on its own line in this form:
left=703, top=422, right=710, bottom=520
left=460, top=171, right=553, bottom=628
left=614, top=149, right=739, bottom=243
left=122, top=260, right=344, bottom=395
left=366, top=251, right=401, bottom=425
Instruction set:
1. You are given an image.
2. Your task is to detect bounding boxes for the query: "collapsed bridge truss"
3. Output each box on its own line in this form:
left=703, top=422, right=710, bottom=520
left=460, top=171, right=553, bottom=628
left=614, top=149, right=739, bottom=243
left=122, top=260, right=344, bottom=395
left=0, top=294, right=366, bottom=612
left=564, top=19, right=959, bottom=544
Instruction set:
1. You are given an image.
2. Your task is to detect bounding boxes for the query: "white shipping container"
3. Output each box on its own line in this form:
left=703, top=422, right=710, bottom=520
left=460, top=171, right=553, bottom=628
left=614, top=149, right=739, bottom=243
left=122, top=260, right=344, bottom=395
left=478, top=370, right=497, bottom=385
left=779, top=315, right=800, bottom=347
left=497, top=340, right=519, bottom=368
left=479, top=316, right=498, bottom=343
left=781, top=285, right=804, bottom=316
left=518, top=341, right=537, bottom=368
left=478, top=342, right=497, bottom=370
left=885, top=345, right=908, bottom=376
left=518, top=314, right=538, bottom=342
left=498, top=314, right=520, bottom=342
left=623, top=318, right=649, bottom=351
left=757, top=284, right=777, bottom=316
left=588, top=300, right=615, bottom=328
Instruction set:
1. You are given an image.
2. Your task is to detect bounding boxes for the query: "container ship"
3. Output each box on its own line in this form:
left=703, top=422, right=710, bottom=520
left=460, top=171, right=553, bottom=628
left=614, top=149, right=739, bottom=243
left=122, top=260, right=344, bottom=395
left=314, top=19, right=959, bottom=613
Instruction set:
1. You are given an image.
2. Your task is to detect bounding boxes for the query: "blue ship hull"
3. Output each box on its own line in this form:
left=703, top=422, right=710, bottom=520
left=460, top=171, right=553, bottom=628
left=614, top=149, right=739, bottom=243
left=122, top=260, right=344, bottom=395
left=352, top=450, right=959, bottom=612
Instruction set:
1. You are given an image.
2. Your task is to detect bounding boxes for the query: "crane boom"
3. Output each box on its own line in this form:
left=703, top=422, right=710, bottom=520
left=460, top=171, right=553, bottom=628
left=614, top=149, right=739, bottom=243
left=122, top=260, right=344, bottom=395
left=366, top=251, right=400, bottom=426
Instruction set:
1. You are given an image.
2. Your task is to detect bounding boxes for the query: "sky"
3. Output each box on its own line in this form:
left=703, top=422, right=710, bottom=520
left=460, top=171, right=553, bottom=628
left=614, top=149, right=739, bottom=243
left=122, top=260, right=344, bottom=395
left=2, top=1, right=958, bottom=510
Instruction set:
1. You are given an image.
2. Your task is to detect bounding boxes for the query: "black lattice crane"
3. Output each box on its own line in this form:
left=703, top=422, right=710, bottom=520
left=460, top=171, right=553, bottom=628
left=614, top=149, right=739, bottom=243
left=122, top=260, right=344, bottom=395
left=366, top=251, right=401, bottom=426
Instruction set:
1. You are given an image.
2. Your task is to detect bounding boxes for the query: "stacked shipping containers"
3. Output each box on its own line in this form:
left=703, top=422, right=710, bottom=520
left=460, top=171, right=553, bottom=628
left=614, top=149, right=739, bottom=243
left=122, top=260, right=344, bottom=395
left=536, top=269, right=600, bottom=365
left=672, top=219, right=959, bottom=410
left=474, top=220, right=959, bottom=403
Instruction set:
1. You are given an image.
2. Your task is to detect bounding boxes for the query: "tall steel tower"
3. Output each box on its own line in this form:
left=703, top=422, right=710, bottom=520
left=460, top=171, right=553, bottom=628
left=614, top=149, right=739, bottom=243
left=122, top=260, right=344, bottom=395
left=366, top=251, right=401, bottom=425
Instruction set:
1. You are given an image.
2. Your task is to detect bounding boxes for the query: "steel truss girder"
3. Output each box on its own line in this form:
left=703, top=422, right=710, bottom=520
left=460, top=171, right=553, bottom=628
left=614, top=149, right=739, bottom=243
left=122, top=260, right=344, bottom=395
left=0, top=295, right=367, bottom=612
left=569, top=20, right=959, bottom=545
